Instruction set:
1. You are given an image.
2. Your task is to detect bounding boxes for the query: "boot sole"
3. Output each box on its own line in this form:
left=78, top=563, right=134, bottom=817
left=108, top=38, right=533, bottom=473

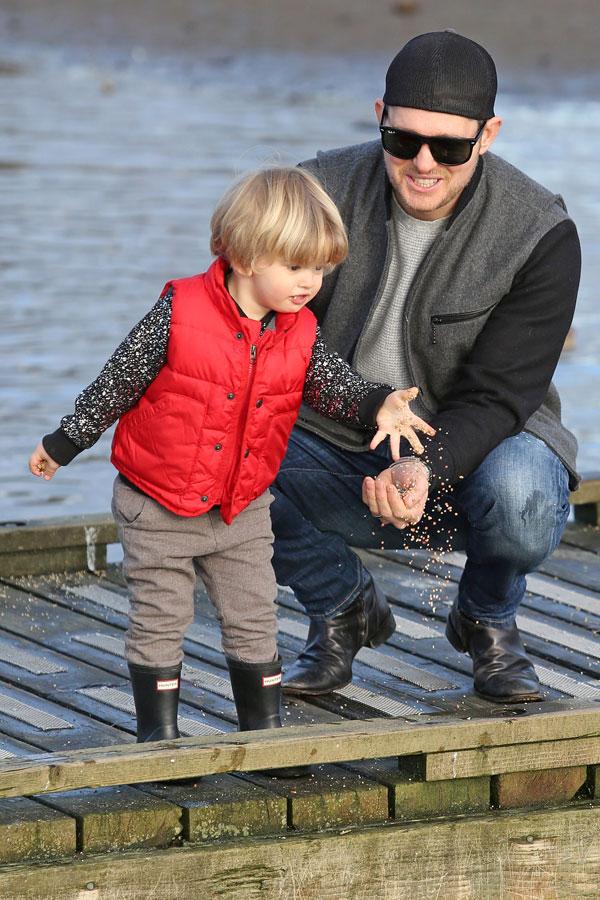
left=474, top=687, right=544, bottom=704
left=367, top=607, right=396, bottom=648
left=281, top=677, right=353, bottom=697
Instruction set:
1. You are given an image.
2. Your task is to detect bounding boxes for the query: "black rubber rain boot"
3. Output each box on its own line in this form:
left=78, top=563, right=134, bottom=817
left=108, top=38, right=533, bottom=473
left=128, top=662, right=182, bottom=742
left=226, top=656, right=310, bottom=779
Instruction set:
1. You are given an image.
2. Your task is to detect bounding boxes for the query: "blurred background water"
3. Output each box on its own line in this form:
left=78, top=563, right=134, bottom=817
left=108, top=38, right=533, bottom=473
left=2, top=41, right=599, bottom=521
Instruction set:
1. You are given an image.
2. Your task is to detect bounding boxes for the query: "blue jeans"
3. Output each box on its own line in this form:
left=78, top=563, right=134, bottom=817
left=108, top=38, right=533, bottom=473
left=270, top=428, right=570, bottom=627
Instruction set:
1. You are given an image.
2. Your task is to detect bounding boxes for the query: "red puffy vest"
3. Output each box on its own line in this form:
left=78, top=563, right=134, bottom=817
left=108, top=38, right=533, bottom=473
left=111, top=257, right=317, bottom=523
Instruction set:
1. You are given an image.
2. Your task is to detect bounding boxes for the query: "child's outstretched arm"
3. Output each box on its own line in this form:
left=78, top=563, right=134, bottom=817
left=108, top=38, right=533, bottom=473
left=28, top=286, right=173, bottom=476
left=302, top=328, right=434, bottom=459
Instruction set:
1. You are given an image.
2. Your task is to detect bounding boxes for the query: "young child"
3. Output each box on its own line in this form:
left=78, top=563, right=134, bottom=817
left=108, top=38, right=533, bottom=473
left=29, top=167, right=433, bottom=775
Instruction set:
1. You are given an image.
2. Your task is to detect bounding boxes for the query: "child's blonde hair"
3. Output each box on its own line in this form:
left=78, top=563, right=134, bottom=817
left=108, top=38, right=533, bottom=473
left=210, top=167, right=348, bottom=272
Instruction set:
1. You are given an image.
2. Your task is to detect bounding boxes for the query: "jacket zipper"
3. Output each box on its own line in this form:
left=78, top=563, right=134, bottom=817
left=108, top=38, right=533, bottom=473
left=430, top=303, right=497, bottom=344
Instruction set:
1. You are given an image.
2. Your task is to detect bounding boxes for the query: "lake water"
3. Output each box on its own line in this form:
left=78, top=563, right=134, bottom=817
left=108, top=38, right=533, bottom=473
left=2, top=44, right=599, bottom=521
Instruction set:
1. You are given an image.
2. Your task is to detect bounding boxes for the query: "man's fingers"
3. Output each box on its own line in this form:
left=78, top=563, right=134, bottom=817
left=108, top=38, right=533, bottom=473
left=403, top=485, right=428, bottom=509
left=362, top=476, right=379, bottom=511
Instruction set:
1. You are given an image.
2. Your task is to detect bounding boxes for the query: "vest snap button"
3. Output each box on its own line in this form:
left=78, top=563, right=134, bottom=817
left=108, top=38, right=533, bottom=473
left=244, top=448, right=250, bottom=458
left=255, top=398, right=263, bottom=407
left=215, top=443, right=222, bottom=451
left=235, top=332, right=243, bottom=340
left=227, top=392, right=235, bottom=400
left=201, top=495, right=208, bottom=502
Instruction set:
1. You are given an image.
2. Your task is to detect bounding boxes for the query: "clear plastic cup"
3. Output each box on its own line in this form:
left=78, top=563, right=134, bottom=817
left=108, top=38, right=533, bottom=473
left=389, top=457, right=430, bottom=495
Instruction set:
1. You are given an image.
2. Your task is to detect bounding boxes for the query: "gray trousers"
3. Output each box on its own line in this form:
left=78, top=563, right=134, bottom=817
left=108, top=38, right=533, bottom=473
left=111, top=475, right=278, bottom=667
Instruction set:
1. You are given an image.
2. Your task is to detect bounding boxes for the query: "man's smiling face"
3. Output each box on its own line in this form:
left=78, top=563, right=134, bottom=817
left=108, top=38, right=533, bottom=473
left=376, top=102, right=501, bottom=221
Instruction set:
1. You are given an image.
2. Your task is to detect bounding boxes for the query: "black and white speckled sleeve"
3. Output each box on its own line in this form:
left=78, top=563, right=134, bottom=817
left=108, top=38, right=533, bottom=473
left=42, top=287, right=173, bottom=465
left=302, top=328, right=393, bottom=428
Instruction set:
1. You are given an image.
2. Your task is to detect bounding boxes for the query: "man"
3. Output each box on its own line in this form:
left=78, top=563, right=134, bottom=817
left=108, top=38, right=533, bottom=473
left=270, top=30, right=580, bottom=703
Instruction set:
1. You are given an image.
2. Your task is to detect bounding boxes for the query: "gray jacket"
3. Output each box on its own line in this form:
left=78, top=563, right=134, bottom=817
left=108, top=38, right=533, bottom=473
left=297, top=141, right=579, bottom=488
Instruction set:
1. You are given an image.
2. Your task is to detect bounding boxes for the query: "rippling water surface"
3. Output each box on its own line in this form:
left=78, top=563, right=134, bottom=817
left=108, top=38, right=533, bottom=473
left=2, top=46, right=599, bottom=520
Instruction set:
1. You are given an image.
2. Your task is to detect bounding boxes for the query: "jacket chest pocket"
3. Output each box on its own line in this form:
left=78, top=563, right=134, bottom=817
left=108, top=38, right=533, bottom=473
left=430, top=302, right=498, bottom=345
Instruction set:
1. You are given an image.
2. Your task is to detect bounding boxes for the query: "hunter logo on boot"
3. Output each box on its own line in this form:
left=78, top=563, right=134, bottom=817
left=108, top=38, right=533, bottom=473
left=156, top=678, right=179, bottom=691
left=261, top=673, right=282, bottom=687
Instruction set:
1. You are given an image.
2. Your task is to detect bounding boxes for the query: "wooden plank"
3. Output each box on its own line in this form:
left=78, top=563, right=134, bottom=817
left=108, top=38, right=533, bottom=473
left=0, top=680, right=132, bottom=752
left=571, top=475, right=600, bottom=507
left=537, top=544, right=600, bottom=593
left=571, top=474, right=600, bottom=526
left=423, top=735, right=600, bottom=781
left=242, top=765, right=388, bottom=831
left=2, top=804, right=600, bottom=900
left=37, top=786, right=182, bottom=854
left=491, top=766, right=587, bottom=809
left=562, top=521, right=600, bottom=555
left=0, top=703, right=600, bottom=798
left=142, top=775, right=287, bottom=842
left=346, top=758, right=490, bottom=821
left=0, top=797, right=76, bottom=864
left=0, top=515, right=117, bottom=577
left=0, top=515, right=117, bottom=553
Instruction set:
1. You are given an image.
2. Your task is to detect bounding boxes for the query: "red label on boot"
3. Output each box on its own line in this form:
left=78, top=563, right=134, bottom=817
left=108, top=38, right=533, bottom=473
left=156, top=678, right=179, bottom=691
left=262, top=673, right=282, bottom=688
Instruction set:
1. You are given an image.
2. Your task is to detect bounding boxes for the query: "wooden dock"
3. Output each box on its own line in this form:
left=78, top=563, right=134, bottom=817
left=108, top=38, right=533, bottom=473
left=0, top=480, right=599, bottom=899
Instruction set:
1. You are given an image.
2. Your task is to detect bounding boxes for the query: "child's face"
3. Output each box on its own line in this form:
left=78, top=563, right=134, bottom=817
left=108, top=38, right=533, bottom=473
left=245, top=261, right=324, bottom=317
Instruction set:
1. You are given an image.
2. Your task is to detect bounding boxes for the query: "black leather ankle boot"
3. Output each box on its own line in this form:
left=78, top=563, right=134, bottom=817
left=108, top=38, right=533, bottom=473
left=445, top=601, right=542, bottom=703
left=282, top=570, right=395, bottom=696
left=226, top=656, right=310, bottom=779
left=128, top=662, right=182, bottom=742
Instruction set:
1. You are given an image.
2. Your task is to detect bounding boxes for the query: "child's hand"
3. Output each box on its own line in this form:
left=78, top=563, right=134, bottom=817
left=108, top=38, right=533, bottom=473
left=371, top=387, right=436, bottom=459
left=28, top=443, right=60, bottom=481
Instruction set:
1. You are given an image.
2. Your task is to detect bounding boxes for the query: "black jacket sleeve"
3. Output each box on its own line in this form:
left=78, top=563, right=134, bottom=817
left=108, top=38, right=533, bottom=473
left=42, top=289, right=172, bottom=466
left=421, top=219, right=581, bottom=490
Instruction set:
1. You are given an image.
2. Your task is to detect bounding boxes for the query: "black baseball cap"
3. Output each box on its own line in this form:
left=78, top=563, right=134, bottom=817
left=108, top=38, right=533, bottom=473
left=383, top=31, right=497, bottom=120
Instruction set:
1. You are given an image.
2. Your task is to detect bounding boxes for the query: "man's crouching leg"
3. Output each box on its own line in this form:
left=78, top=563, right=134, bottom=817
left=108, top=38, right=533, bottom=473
left=447, top=433, right=571, bottom=703
left=270, top=428, right=398, bottom=695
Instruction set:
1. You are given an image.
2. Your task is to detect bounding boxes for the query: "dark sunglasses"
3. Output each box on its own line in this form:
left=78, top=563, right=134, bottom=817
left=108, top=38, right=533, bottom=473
left=379, top=112, right=486, bottom=166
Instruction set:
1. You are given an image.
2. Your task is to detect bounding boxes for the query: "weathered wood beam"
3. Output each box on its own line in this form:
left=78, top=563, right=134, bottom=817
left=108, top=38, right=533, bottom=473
left=423, top=735, right=600, bottom=780
left=1, top=803, right=599, bottom=900
left=0, top=703, right=599, bottom=799
left=0, top=514, right=117, bottom=576
left=570, top=472, right=600, bottom=525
